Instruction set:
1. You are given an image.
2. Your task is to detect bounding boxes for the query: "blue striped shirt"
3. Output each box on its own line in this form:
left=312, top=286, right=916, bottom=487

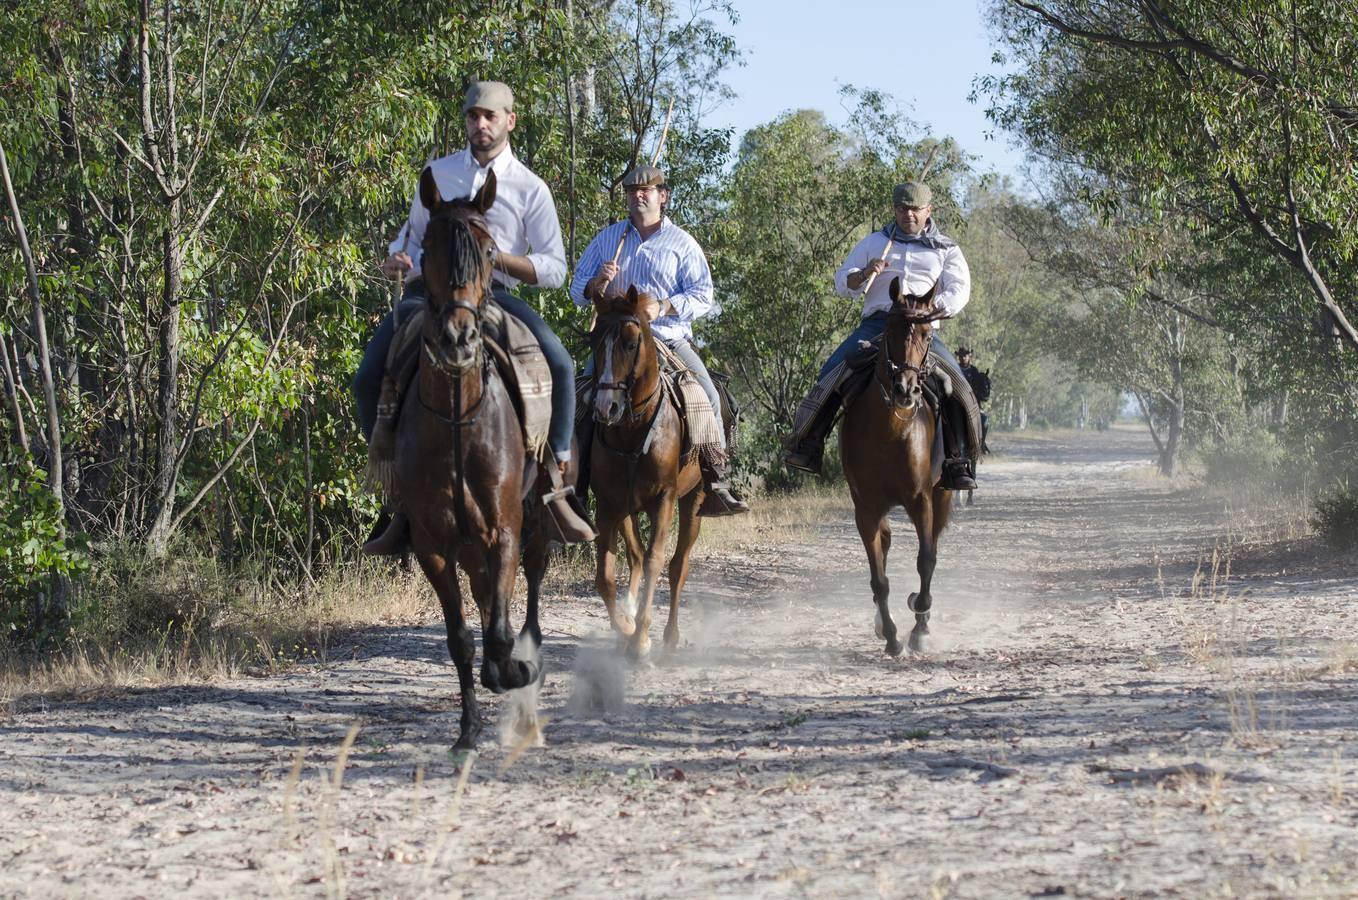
left=569, top=217, right=716, bottom=343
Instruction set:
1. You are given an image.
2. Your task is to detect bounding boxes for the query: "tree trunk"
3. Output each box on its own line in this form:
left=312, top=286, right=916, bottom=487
left=145, top=203, right=183, bottom=556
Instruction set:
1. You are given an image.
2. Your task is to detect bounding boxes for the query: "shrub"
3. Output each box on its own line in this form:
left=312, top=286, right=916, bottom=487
left=1313, top=483, right=1358, bottom=554
left=0, top=457, right=87, bottom=643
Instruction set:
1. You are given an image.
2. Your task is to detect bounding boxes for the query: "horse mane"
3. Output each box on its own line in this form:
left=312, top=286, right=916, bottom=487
left=432, top=209, right=488, bottom=291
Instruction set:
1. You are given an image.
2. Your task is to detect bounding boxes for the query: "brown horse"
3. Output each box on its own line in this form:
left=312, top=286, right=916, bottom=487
left=394, top=167, right=554, bottom=749
left=588, top=287, right=705, bottom=661
left=841, top=278, right=952, bottom=655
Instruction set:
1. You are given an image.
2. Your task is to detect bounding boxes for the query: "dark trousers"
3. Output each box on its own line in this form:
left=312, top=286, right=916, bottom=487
left=352, top=282, right=576, bottom=460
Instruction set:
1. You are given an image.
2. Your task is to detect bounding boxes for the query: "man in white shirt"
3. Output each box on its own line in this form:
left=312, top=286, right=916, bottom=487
left=570, top=164, right=748, bottom=515
left=784, top=182, right=982, bottom=490
left=355, top=80, right=593, bottom=549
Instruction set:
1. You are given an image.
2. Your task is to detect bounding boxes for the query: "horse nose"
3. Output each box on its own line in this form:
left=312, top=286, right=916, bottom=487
left=444, top=319, right=477, bottom=348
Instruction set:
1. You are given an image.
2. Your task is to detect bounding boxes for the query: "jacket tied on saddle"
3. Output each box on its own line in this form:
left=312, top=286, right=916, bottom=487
left=366, top=301, right=554, bottom=498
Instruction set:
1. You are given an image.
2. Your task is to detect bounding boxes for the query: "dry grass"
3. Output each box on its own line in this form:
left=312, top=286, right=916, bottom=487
left=0, top=562, right=434, bottom=712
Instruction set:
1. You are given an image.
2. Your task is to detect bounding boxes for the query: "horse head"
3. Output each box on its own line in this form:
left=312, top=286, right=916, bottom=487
left=590, top=284, right=659, bottom=425
left=881, top=277, right=941, bottom=412
left=418, top=166, right=498, bottom=373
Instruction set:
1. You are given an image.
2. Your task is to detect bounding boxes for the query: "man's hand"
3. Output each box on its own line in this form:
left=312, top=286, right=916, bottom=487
left=381, top=251, right=413, bottom=280
left=587, top=261, right=621, bottom=300
left=864, top=258, right=887, bottom=280
left=641, top=296, right=672, bottom=322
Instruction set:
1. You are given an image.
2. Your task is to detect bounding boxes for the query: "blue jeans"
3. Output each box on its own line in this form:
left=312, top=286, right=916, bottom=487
left=352, top=282, right=577, bottom=461
left=820, top=312, right=887, bottom=379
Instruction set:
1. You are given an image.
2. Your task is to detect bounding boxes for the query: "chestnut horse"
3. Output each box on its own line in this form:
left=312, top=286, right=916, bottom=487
left=841, top=278, right=952, bottom=655
left=588, top=287, right=705, bottom=661
left=394, top=167, right=554, bottom=749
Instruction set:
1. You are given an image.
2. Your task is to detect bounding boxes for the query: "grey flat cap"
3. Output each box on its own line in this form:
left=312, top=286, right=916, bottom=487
left=892, top=182, right=933, bottom=208
left=463, top=81, right=514, bottom=113
left=622, top=164, right=667, bottom=188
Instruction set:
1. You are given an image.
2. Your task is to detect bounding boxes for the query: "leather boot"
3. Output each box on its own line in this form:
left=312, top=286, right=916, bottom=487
left=939, top=395, right=978, bottom=491
left=783, top=393, right=841, bottom=475
left=698, top=457, right=749, bottom=517
left=542, top=462, right=596, bottom=543
left=362, top=509, right=411, bottom=556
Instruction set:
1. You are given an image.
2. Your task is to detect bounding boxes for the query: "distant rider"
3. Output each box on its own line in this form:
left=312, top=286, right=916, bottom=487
left=783, top=181, right=981, bottom=490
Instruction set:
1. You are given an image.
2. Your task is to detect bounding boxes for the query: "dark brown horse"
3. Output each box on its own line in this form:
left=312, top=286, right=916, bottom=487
left=841, top=278, right=952, bottom=655
left=394, top=167, right=553, bottom=749
left=588, top=287, right=705, bottom=661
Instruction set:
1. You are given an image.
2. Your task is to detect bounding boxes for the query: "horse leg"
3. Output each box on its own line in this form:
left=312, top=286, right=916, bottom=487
left=663, top=489, right=703, bottom=653
left=415, top=550, right=482, bottom=750
left=906, top=493, right=941, bottom=652
left=628, top=493, right=676, bottom=663
left=520, top=520, right=549, bottom=672
left=595, top=509, right=635, bottom=637
left=619, top=514, right=646, bottom=627
left=481, top=526, right=538, bottom=692
left=855, top=503, right=902, bottom=657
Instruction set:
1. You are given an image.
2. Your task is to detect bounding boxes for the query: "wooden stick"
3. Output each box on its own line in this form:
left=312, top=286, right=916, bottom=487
left=917, top=143, right=941, bottom=182
left=858, top=227, right=895, bottom=296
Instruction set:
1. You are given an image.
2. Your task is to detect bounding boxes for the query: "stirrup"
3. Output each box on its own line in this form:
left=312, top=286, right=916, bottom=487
left=783, top=445, right=823, bottom=475
left=940, top=460, right=977, bottom=492
left=362, top=510, right=410, bottom=556
left=700, top=482, right=749, bottom=517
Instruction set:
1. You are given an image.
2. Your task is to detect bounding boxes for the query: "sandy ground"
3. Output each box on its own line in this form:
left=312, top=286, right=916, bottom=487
left=2, top=425, right=1357, bottom=899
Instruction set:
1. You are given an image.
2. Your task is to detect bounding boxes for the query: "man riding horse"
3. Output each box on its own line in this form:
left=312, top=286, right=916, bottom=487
left=570, top=163, right=749, bottom=516
left=355, top=80, right=595, bottom=551
left=784, top=181, right=983, bottom=491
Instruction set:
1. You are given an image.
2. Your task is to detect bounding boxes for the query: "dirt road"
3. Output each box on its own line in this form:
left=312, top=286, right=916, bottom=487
left=3, top=426, right=1356, bottom=898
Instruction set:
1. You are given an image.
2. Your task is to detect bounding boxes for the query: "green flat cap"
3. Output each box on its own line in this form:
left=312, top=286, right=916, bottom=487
left=622, top=164, right=667, bottom=188
left=463, top=81, right=514, bottom=113
left=892, top=181, right=932, bottom=208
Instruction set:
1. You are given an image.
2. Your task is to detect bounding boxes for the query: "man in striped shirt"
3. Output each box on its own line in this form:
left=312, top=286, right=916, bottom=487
left=570, top=164, right=748, bottom=516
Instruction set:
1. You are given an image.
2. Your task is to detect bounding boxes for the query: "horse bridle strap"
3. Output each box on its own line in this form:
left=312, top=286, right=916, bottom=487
left=593, top=314, right=662, bottom=421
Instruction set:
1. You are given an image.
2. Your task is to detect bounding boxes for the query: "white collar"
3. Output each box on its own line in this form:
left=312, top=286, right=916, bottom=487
left=464, top=144, right=515, bottom=174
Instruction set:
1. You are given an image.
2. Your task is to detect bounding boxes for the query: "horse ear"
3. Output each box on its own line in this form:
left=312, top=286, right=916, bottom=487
left=472, top=169, right=497, bottom=213
left=419, top=167, right=442, bottom=212
left=625, top=284, right=641, bottom=314
left=917, top=280, right=938, bottom=306
left=888, top=276, right=902, bottom=304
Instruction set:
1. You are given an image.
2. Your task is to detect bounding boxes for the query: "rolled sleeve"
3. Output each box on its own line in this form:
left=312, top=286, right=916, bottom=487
left=522, top=183, right=567, bottom=289
left=666, top=242, right=715, bottom=323
left=933, top=245, right=972, bottom=317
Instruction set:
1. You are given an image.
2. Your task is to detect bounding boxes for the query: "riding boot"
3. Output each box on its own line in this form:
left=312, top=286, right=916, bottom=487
left=541, top=461, right=596, bottom=544
left=362, top=508, right=411, bottom=556
left=783, top=392, right=841, bottom=475
left=939, top=396, right=978, bottom=491
left=698, top=456, right=750, bottom=517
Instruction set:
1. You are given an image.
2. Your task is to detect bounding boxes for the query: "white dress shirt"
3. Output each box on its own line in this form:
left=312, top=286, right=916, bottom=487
left=569, top=217, right=716, bottom=344
left=390, top=146, right=567, bottom=290
left=834, top=222, right=971, bottom=331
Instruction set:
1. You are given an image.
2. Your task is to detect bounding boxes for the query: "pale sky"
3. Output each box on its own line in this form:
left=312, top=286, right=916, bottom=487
left=703, top=0, right=1025, bottom=180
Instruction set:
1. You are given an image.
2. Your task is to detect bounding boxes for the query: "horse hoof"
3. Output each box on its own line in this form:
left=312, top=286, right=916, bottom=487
left=662, top=630, right=680, bottom=653
left=885, top=637, right=904, bottom=657
left=626, top=634, right=652, bottom=664
left=452, top=729, right=480, bottom=753
left=613, top=614, right=637, bottom=637
left=481, top=660, right=507, bottom=694
left=908, top=630, right=929, bottom=653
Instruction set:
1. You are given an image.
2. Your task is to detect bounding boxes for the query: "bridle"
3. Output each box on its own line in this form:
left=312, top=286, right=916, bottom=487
left=877, top=304, right=945, bottom=411
left=591, top=314, right=661, bottom=422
